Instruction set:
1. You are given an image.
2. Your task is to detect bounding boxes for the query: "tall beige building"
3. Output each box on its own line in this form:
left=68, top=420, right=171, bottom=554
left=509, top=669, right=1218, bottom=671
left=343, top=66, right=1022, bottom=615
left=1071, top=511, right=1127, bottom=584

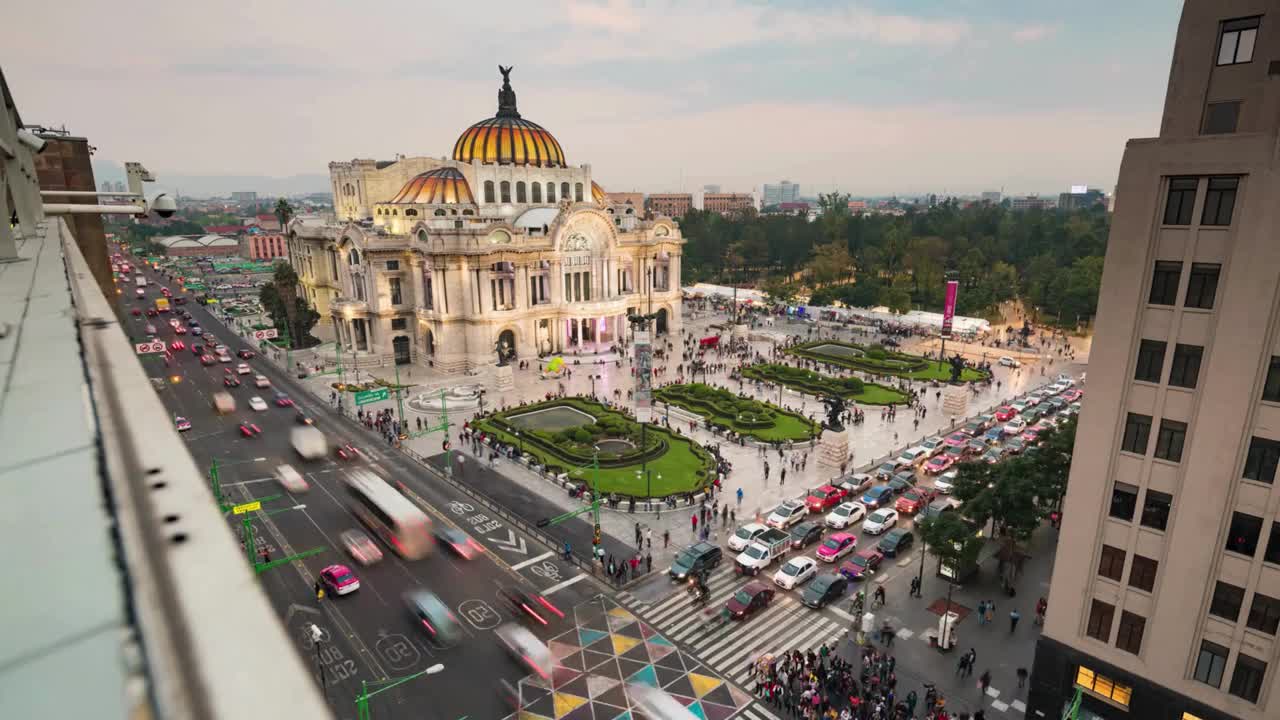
left=1030, top=3, right=1280, bottom=719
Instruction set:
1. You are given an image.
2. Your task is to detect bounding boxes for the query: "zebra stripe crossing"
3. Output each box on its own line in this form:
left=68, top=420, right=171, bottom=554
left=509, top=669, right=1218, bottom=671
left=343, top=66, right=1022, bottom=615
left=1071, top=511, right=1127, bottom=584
left=618, top=565, right=850, bottom=691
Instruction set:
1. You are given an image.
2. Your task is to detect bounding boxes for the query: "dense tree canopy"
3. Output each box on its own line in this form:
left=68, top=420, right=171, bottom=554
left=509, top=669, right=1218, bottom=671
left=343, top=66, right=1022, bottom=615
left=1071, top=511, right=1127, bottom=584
left=678, top=201, right=1110, bottom=324
left=259, top=262, right=320, bottom=349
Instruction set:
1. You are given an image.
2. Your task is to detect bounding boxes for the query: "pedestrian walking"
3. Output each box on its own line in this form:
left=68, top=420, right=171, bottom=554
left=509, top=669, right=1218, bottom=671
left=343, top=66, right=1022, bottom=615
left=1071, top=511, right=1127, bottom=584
left=956, top=654, right=969, bottom=677
left=780, top=467, right=787, bottom=484
left=1010, top=608, right=1021, bottom=633
left=635, top=522, right=642, bottom=546
left=662, top=529, right=670, bottom=548
left=977, top=599, right=987, bottom=625
left=979, top=670, right=992, bottom=696
left=1017, top=667, right=1028, bottom=688
left=645, top=528, right=652, bottom=549
left=966, top=649, right=977, bottom=677
left=691, top=514, right=698, bottom=534
left=736, top=487, right=744, bottom=506
left=645, top=553, right=652, bottom=574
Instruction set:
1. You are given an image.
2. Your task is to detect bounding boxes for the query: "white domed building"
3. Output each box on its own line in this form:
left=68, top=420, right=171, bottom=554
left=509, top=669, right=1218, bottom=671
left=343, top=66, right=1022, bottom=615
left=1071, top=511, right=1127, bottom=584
left=289, top=68, right=683, bottom=371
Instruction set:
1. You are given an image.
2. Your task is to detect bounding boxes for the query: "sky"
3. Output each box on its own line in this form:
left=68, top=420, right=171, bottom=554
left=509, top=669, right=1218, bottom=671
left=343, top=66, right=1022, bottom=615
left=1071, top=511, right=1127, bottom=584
left=3, top=0, right=1183, bottom=196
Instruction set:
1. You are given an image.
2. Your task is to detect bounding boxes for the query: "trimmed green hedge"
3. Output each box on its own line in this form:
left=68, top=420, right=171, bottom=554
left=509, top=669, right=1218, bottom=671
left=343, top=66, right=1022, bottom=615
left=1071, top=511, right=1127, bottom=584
left=741, top=363, right=909, bottom=406
left=655, top=383, right=819, bottom=442
left=787, top=340, right=989, bottom=382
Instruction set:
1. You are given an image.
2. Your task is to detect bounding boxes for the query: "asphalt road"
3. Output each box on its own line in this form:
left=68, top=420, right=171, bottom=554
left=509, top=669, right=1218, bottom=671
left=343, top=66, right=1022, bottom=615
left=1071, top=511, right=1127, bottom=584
left=119, top=265, right=601, bottom=720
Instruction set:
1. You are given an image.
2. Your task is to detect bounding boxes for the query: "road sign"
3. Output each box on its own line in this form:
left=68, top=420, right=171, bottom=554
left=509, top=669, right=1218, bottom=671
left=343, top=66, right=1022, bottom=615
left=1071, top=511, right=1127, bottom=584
left=232, top=500, right=262, bottom=515
left=252, top=328, right=279, bottom=341
left=134, top=340, right=166, bottom=354
left=355, top=387, right=390, bottom=406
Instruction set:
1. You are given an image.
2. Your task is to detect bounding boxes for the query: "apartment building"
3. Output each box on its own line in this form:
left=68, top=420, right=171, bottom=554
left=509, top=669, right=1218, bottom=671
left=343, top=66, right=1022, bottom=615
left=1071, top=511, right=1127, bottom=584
left=1029, top=3, right=1280, bottom=719
left=703, top=192, right=755, bottom=216
left=647, top=192, right=693, bottom=218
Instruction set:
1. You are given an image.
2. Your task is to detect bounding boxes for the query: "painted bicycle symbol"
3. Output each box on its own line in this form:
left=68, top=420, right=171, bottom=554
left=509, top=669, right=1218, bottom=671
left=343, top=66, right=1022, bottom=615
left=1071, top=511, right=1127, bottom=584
left=447, top=501, right=475, bottom=516
left=529, top=561, right=562, bottom=583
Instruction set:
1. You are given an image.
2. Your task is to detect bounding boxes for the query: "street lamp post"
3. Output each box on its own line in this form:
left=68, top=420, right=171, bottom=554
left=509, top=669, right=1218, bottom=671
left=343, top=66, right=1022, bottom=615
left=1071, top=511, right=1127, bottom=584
left=590, top=374, right=596, bottom=399
left=515, top=430, right=523, bottom=457
left=355, top=663, right=445, bottom=720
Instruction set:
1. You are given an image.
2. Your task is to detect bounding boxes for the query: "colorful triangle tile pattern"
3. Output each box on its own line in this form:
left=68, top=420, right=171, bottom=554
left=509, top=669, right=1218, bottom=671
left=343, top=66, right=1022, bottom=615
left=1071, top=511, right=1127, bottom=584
left=552, top=691, right=588, bottom=719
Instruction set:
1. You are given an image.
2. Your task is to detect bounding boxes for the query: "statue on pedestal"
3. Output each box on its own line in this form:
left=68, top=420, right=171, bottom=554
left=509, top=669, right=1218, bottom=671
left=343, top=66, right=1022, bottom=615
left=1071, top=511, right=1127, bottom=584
left=948, top=353, right=967, bottom=383
left=497, top=65, right=520, bottom=118
left=822, top=395, right=847, bottom=432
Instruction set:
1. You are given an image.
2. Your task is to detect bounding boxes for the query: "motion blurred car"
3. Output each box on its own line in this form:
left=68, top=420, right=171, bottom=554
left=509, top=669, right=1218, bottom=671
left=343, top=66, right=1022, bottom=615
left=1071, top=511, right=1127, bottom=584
left=1005, top=437, right=1027, bottom=455
left=863, top=509, right=898, bottom=535
left=238, top=349, right=256, bottom=359
left=816, top=532, right=858, bottom=563
left=191, top=327, right=203, bottom=337
left=981, top=447, right=1005, bottom=464
left=174, top=416, right=191, bottom=432
left=335, top=443, right=359, bottom=461
left=130, top=308, right=142, bottom=317
left=200, top=354, right=216, bottom=366
left=838, top=548, right=884, bottom=581
left=320, top=564, right=360, bottom=595
left=725, top=581, right=775, bottom=620
left=248, top=396, right=268, bottom=412
left=191, top=344, right=204, bottom=356
left=169, top=341, right=186, bottom=352
left=223, top=375, right=241, bottom=388
left=874, top=462, right=897, bottom=481
left=998, top=356, right=1020, bottom=368
left=805, top=484, right=846, bottom=513
left=145, top=324, right=157, bottom=336
left=235, top=363, right=252, bottom=375
left=174, top=325, right=187, bottom=335
left=274, top=464, right=309, bottom=493
left=408, top=591, right=464, bottom=645
left=295, top=411, right=315, bottom=425
left=254, top=374, right=271, bottom=388
left=825, top=501, right=866, bottom=529
left=238, top=420, right=262, bottom=437
left=273, top=391, right=293, bottom=407
left=436, top=526, right=482, bottom=559
left=494, top=622, right=551, bottom=678
left=773, top=556, right=818, bottom=590
left=888, top=472, right=916, bottom=495
left=340, top=529, right=383, bottom=566
left=984, top=426, right=1005, bottom=443
left=1064, top=389, right=1084, bottom=402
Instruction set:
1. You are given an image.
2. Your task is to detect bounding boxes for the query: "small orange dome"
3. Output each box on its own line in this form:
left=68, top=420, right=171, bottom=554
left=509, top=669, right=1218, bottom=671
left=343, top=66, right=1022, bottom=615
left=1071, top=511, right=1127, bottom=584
left=390, top=167, right=475, bottom=204
left=591, top=181, right=606, bottom=203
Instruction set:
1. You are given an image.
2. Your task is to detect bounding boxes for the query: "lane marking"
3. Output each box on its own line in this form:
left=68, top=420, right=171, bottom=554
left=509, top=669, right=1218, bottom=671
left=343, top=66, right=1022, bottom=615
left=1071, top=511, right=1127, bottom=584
left=509, top=551, right=554, bottom=571
left=541, top=573, right=587, bottom=596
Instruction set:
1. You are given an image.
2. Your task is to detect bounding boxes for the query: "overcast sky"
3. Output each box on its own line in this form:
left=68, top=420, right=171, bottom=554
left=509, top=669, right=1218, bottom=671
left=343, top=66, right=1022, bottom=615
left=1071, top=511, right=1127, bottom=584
left=4, top=0, right=1182, bottom=196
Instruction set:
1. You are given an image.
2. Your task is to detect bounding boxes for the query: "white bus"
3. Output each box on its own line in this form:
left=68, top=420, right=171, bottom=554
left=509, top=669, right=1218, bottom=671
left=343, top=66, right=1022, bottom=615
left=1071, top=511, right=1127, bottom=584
left=342, top=469, right=433, bottom=559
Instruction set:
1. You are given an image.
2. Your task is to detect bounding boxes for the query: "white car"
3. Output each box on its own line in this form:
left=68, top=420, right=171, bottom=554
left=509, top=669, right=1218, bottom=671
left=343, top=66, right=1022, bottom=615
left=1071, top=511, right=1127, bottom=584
left=1056, top=374, right=1074, bottom=386
left=255, top=374, right=271, bottom=389
left=918, top=437, right=945, bottom=457
left=274, top=464, right=309, bottom=493
left=1004, top=417, right=1028, bottom=435
left=495, top=623, right=553, bottom=680
left=248, top=396, right=268, bottom=411
left=863, top=509, right=899, bottom=535
left=728, top=523, right=769, bottom=552
left=825, top=502, right=867, bottom=529
left=1024, top=393, right=1043, bottom=407
left=895, top=447, right=929, bottom=467
left=934, top=470, right=958, bottom=495
left=236, top=363, right=252, bottom=375
left=218, top=352, right=233, bottom=363
left=999, top=356, right=1021, bottom=368
left=774, top=556, right=818, bottom=590
left=766, top=500, right=808, bottom=530
left=1047, top=382, right=1069, bottom=395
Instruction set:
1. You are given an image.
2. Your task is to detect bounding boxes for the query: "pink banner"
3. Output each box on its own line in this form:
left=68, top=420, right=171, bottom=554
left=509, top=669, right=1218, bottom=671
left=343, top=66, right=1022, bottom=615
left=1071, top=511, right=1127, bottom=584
left=942, top=280, right=958, bottom=337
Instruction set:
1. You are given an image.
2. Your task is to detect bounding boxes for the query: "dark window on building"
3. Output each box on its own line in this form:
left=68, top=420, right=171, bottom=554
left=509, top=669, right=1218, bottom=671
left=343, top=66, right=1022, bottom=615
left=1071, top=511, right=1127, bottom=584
left=390, top=318, right=406, bottom=331
left=575, top=183, right=584, bottom=202
left=1086, top=599, right=1115, bottom=641
left=561, top=182, right=570, bottom=201
left=1149, top=261, right=1182, bottom=305
left=1227, top=512, right=1263, bottom=556
left=1140, top=490, right=1172, bottom=531
left=1098, top=545, right=1126, bottom=581
left=1121, top=413, right=1152, bottom=455
left=1163, top=177, right=1198, bottom=225
left=1266, top=522, right=1280, bottom=565
left=546, top=182, right=556, bottom=202
left=1168, top=344, right=1203, bottom=388
left=1229, top=654, right=1267, bottom=704
left=1135, top=339, right=1167, bottom=383
left=531, top=183, right=542, bottom=203
left=1211, top=581, right=1245, bottom=621
left=385, top=260, right=399, bottom=270
left=1128, top=554, right=1158, bottom=592
left=516, top=182, right=527, bottom=203
left=500, top=181, right=511, bottom=204
left=389, top=278, right=402, bottom=306
left=1203, top=101, right=1241, bottom=135
left=1185, top=263, right=1221, bottom=309
left=1201, top=178, right=1239, bottom=226
left=1244, top=437, right=1280, bottom=484
left=1154, top=419, right=1188, bottom=462
left=1247, top=593, right=1280, bottom=635
left=1116, top=611, right=1146, bottom=654
left=1218, top=17, right=1259, bottom=65
left=1194, top=641, right=1229, bottom=688
left=1264, top=357, right=1280, bottom=403
left=484, top=180, right=495, bottom=204
left=1110, top=483, right=1138, bottom=522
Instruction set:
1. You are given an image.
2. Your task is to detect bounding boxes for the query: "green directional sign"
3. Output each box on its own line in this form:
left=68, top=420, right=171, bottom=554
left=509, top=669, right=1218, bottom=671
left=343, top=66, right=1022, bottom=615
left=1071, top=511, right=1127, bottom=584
left=354, top=387, right=390, bottom=406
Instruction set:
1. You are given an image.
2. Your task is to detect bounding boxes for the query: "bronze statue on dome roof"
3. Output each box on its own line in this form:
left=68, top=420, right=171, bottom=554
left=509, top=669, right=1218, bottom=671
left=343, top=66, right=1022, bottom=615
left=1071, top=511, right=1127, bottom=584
left=497, top=65, right=520, bottom=118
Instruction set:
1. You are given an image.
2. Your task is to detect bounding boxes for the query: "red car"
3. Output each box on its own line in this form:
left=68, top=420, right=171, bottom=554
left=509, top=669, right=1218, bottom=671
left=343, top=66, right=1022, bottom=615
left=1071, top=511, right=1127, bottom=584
left=273, top=392, right=294, bottom=407
left=223, top=375, right=241, bottom=388
left=895, top=487, right=938, bottom=515
left=238, top=349, right=256, bottom=359
left=923, top=455, right=954, bottom=475
left=805, top=484, right=847, bottom=514
left=319, top=564, right=360, bottom=596
left=238, top=420, right=262, bottom=437
left=130, top=308, right=142, bottom=317
left=943, top=432, right=969, bottom=448
left=994, top=405, right=1017, bottom=422
left=1063, top=389, right=1084, bottom=403
left=169, top=341, right=186, bottom=351
left=816, top=532, right=858, bottom=563
left=335, top=444, right=360, bottom=461
left=200, top=354, right=216, bottom=366
left=838, top=548, right=884, bottom=582
left=725, top=581, right=775, bottom=620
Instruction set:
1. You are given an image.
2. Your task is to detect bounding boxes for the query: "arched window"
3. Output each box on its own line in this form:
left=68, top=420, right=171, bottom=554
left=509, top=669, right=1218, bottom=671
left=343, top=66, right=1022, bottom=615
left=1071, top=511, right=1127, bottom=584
left=531, top=183, right=542, bottom=203
left=392, top=209, right=399, bottom=215
left=434, top=209, right=446, bottom=216
left=484, top=180, right=495, bottom=203
left=575, top=183, right=584, bottom=202
left=546, top=182, right=556, bottom=202
left=450, top=209, right=458, bottom=216
left=516, top=182, right=527, bottom=203
left=500, top=181, right=511, bottom=203
left=561, top=183, right=571, bottom=202
left=462, top=209, right=475, bottom=216
left=349, top=249, right=361, bottom=265
left=417, top=230, right=428, bottom=243
left=405, top=209, right=418, bottom=216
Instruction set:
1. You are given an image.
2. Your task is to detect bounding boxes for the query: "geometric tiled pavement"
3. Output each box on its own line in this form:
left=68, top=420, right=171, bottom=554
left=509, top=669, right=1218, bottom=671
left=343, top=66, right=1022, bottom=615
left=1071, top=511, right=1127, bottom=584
left=505, top=595, right=762, bottom=720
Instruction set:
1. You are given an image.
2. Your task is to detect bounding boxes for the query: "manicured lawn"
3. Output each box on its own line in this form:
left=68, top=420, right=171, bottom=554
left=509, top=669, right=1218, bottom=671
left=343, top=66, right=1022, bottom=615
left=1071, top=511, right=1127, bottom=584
left=471, top=398, right=713, bottom=497
left=655, top=383, right=819, bottom=442
left=897, top=359, right=987, bottom=383
left=788, top=340, right=989, bottom=383
left=740, top=364, right=910, bottom=406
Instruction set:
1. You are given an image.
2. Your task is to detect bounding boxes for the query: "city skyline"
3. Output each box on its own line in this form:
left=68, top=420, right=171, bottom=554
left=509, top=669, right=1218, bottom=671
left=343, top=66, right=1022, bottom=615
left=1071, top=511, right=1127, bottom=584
left=5, top=0, right=1180, bottom=196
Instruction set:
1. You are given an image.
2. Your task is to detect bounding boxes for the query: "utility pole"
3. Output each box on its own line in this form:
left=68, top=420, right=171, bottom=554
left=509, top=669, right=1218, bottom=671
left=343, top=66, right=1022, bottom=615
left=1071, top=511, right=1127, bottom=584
left=392, top=361, right=408, bottom=437
left=408, top=388, right=453, bottom=475
left=354, top=663, right=445, bottom=720
left=538, top=452, right=603, bottom=560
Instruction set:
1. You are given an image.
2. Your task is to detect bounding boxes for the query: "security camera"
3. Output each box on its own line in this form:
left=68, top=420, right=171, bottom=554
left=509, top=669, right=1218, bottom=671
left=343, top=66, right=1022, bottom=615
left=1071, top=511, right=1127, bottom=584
left=17, top=129, right=47, bottom=154
left=148, top=193, right=178, bottom=218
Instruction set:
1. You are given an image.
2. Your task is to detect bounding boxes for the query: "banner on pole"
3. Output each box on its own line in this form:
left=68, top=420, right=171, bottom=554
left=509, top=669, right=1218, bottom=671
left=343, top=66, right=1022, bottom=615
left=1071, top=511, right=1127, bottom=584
left=942, top=280, right=959, bottom=338
left=634, top=331, right=653, bottom=423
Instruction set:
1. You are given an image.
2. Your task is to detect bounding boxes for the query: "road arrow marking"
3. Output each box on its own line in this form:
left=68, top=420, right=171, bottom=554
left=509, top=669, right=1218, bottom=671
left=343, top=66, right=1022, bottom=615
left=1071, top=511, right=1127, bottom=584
left=488, top=528, right=528, bottom=555
left=285, top=602, right=321, bottom=625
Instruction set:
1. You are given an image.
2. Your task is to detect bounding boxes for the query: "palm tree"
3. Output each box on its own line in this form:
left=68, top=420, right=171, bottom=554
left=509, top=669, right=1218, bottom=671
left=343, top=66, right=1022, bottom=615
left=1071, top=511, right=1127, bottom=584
left=274, top=197, right=295, bottom=232
left=273, top=262, right=300, bottom=348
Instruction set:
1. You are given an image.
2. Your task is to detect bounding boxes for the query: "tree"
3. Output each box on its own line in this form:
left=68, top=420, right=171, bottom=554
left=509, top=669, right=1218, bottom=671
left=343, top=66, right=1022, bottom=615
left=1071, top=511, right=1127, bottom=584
left=274, top=197, right=295, bottom=231
left=806, top=241, right=853, bottom=286
left=817, top=192, right=850, bottom=246
left=760, top=277, right=799, bottom=305
left=918, top=512, right=984, bottom=580
left=953, top=457, right=1047, bottom=586
left=1023, top=416, right=1077, bottom=511
left=259, top=261, right=318, bottom=349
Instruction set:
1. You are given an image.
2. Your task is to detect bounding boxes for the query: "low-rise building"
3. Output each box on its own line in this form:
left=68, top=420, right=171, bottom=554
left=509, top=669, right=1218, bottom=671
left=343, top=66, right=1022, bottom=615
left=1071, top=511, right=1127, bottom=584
left=647, top=193, right=693, bottom=218
left=704, top=192, right=755, bottom=216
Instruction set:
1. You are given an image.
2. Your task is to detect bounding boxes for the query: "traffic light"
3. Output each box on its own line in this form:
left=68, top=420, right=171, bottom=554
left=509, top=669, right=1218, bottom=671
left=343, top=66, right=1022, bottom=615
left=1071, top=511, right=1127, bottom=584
left=593, top=524, right=601, bottom=546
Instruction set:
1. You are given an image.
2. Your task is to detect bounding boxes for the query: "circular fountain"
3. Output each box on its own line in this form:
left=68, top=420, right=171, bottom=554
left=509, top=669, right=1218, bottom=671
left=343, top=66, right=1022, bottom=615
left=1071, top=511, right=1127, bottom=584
left=408, top=384, right=484, bottom=413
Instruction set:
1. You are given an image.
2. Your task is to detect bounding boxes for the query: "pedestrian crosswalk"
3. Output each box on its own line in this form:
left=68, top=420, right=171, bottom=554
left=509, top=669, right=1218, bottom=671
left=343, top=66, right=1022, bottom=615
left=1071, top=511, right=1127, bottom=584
left=617, top=565, right=850, bottom=690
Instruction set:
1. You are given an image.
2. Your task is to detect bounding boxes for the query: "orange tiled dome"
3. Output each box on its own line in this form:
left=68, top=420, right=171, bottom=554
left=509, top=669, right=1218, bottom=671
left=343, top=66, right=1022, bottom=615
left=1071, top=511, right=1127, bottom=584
left=591, top=181, right=606, bottom=203
left=390, top=167, right=475, bottom=204
left=452, top=66, right=566, bottom=168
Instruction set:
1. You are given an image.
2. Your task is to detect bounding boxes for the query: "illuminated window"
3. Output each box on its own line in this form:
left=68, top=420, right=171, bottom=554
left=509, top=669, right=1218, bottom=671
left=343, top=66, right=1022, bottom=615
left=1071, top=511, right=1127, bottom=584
left=1076, top=666, right=1132, bottom=708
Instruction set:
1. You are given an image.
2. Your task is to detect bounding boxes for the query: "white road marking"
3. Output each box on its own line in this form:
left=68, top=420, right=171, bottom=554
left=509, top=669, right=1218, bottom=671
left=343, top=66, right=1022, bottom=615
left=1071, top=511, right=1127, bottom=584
left=540, top=573, right=587, bottom=595
left=510, top=551, right=554, bottom=571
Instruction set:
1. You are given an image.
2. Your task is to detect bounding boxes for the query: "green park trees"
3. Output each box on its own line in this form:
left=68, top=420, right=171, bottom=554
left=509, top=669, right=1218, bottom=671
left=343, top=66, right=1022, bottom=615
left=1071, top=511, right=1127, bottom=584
left=259, top=261, right=319, bottom=349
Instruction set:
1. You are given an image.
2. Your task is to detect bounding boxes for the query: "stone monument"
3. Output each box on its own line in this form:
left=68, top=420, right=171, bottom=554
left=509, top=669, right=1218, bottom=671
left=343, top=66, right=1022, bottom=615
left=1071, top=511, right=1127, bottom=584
left=942, top=382, right=969, bottom=419
left=494, top=338, right=515, bottom=391
left=816, top=395, right=851, bottom=470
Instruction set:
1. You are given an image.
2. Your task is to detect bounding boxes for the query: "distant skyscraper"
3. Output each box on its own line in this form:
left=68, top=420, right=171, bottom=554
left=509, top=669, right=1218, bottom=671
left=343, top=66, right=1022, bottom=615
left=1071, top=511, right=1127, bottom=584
left=763, top=181, right=800, bottom=208
left=230, top=191, right=258, bottom=204
left=702, top=184, right=721, bottom=194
